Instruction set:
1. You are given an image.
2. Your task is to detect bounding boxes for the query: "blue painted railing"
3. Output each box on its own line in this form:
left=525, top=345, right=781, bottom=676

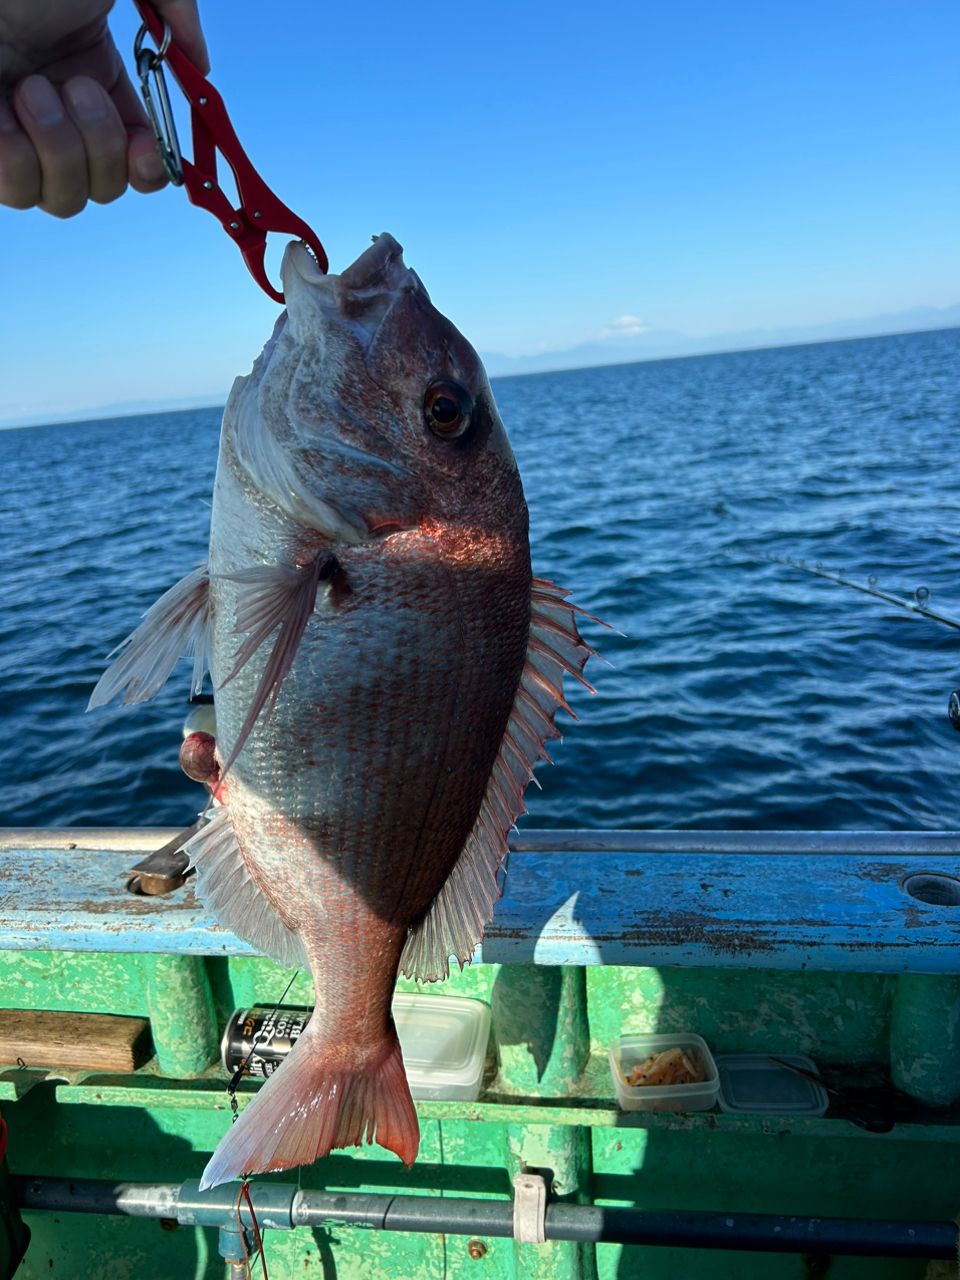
left=0, top=828, right=958, bottom=973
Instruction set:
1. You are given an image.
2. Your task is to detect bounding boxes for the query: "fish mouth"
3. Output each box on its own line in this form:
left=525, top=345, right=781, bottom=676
left=226, top=236, right=427, bottom=546
left=282, top=232, right=430, bottom=355
left=285, top=233, right=415, bottom=307
left=340, top=233, right=409, bottom=293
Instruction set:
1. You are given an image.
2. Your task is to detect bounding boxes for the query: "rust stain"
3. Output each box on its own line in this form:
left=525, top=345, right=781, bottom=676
left=622, top=910, right=779, bottom=955
left=75, top=891, right=198, bottom=917
left=901, top=903, right=927, bottom=930
left=857, top=862, right=911, bottom=884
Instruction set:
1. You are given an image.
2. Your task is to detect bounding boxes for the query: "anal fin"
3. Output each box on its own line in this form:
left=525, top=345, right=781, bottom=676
left=184, top=806, right=307, bottom=970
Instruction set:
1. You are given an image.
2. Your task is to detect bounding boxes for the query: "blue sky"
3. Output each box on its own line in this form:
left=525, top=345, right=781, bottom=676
left=1, top=0, right=958, bottom=425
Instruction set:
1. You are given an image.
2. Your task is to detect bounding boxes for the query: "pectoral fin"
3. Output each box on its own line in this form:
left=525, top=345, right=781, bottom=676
left=218, top=552, right=344, bottom=773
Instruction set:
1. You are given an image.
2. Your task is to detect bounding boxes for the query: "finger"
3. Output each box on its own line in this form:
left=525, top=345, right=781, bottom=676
left=108, top=66, right=168, bottom=192
left=127, top=128, right=168, bottom=192
left=0, top=97, right=41, bottom=210
left=12, top=76, right=88, bottom=217
left=153, top=0, right=211, bottom=74
left=62, top=76, right=128, bottom=205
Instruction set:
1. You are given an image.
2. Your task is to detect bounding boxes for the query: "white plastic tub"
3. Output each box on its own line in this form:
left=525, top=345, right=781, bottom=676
left=716, top=1053, right=829, bottom=1116
left=609, top=1033, right=720, bottom=1112
left=393, top=993, right=491, bottom=1102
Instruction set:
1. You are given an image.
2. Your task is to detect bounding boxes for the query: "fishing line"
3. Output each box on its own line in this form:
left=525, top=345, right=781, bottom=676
left=225, top=973, right=301, bottom=1280
left=242, top=1182, right=268, bottom=1280
left=226, top=969, right=303, bottom=1118
left=236, top=1179, right=269, bottom=1280
left=235, top=1188, right=252, bottom=1279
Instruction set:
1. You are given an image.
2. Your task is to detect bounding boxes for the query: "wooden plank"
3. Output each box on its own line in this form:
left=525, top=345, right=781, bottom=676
left=0, top=837, right=957, bottom=972
left=0, top=1009, right=152, bottom=1072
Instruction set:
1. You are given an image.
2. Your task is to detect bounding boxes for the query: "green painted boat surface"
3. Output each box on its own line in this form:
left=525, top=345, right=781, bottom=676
left=0, top=828, right=958, bottom=1278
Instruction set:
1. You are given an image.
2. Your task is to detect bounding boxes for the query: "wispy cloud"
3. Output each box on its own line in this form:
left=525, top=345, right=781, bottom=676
left=603, top=314, right=653, bottom=339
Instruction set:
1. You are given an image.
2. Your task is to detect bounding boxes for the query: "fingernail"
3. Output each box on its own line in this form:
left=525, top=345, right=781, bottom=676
left=64, top=79, right=107, bottom=123
left=134, top=149, right=166, bottom=184
left=19, top=77, right=64, bottom=127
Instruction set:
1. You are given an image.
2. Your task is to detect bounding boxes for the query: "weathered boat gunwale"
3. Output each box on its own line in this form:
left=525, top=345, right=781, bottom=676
left=1, top=828, right=957, bottom=973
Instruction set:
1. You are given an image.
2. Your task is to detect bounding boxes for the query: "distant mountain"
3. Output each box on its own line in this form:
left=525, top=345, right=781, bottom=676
left=3, top=305, right=957, bottom=429
left=481, top=304, right=960, bottom=378
left=0, top=394, right=226, bottom=432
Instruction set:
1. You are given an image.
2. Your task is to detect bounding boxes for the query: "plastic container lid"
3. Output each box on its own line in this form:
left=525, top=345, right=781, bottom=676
left=716, top=1054, right=829, bottom=1116
left=609, top=1033, right=720, bottom=1112
left=393, top=993, right=490, bottom=1102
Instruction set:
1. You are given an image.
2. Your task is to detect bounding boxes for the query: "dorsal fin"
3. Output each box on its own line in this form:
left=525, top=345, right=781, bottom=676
left=399, top=577, right=597, bottom=982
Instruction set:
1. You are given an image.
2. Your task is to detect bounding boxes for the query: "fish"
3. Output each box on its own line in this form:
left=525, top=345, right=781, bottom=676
left=89, top=232, right=595, bottom=1189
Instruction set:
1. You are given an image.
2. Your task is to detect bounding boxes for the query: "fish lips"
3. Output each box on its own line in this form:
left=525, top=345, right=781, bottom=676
left=283, top=234, right=479, bottom=396
left=282, top=233, right=421, bottom=349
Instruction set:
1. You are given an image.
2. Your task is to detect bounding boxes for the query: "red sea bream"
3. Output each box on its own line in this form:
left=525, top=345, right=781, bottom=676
left=90, top=233, right=594, bottom=1188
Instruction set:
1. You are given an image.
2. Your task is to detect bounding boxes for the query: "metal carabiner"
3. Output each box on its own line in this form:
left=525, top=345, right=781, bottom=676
left=134, top=19, right=184, bottom=185
left=131, top=0, right=328, bottom=298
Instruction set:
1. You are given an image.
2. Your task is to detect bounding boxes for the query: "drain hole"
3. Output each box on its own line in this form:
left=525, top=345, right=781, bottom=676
left=902, top=873, right=960, bottom=907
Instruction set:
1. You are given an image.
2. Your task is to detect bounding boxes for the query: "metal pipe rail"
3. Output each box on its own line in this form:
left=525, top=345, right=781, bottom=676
left=12, top=1177, right=959, bottom=1258
left=4, top=827, right=960, bottom=855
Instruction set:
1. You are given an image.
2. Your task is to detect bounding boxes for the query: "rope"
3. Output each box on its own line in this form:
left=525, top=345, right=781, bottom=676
left=242, top=1180, right=268, bottom=1280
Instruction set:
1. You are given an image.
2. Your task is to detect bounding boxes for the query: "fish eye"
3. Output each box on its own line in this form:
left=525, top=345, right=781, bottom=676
left=424, top=380, right=473, bottom=440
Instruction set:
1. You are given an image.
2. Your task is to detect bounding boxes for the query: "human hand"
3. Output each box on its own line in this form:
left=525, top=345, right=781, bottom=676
left=0, top=0, right=208, bottom=217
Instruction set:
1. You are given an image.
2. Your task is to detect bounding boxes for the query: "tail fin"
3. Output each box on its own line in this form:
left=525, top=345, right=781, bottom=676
left=200, top=1025, right=418, bottom=1190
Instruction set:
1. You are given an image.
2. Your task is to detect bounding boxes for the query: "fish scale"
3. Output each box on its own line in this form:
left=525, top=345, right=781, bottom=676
left=224, top=543, right=525, bottom=880
left=88, top=231, right=595, bottom=1187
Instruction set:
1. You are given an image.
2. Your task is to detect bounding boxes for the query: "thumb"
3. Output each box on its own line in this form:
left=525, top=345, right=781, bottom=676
left=151, top=0, right=210, bottom=75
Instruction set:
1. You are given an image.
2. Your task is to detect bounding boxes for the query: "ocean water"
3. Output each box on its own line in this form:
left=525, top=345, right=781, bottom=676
left=1, top=327, right=958, bottom=832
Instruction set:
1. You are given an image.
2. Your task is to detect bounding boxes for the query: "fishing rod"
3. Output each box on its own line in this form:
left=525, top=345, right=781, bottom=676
left=765, top=554, right=960, bottom=633
left=767, top=553, right=960, bottom=729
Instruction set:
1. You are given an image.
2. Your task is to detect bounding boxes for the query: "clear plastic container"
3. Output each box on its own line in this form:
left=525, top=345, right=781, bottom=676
left=609, top=1033, right=719, bottom=1112
left=716, top=1053, right=829, bottom=1116
left=393, top=993, right=491, bottom=1102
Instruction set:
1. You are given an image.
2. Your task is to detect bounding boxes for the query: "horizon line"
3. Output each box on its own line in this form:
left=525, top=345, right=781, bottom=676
left=2, top=322, right=958, bottom=433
